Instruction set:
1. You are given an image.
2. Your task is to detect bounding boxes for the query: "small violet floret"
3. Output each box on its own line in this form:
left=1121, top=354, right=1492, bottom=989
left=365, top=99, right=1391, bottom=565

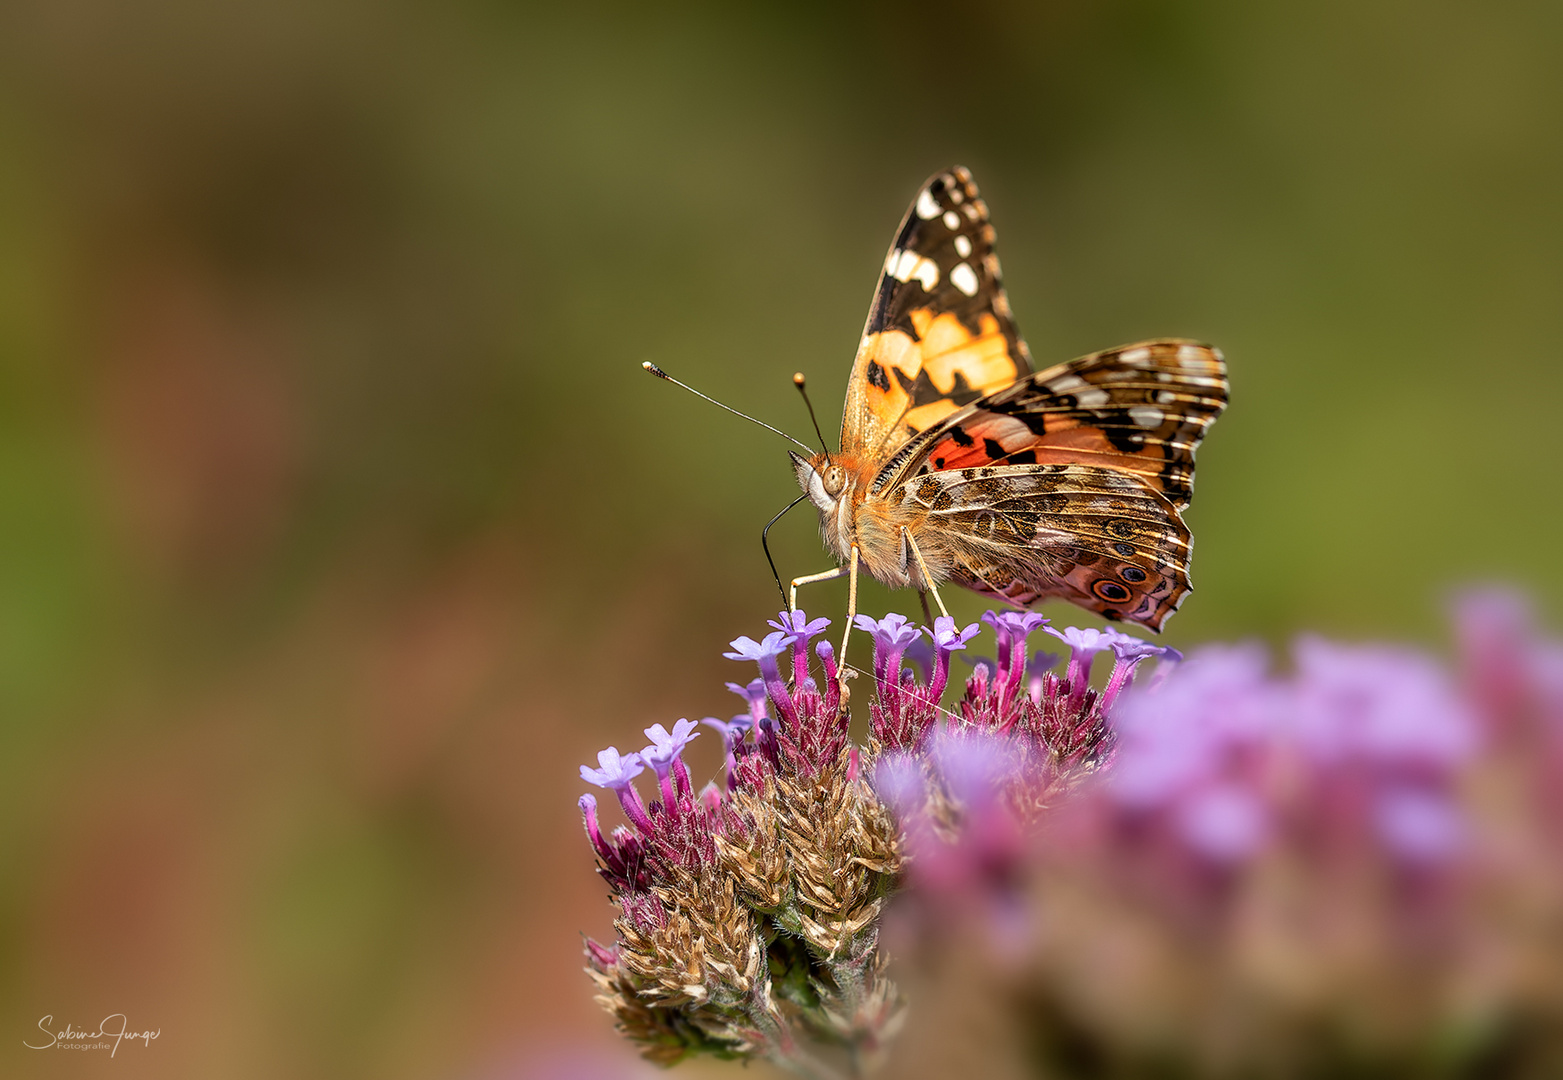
left=640, top=718, right=701, bottom=775
left=928, top=615, right=982, bottom=653
left=580, top=746, right=645, bottom=790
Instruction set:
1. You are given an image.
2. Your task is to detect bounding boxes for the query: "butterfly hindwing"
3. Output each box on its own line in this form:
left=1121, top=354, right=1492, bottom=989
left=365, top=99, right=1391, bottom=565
left=840, top=167, right=1032, bottom=465
left=900, top=462, right=1193, bottom=630
left=880, top=339, right=1227, bottom=511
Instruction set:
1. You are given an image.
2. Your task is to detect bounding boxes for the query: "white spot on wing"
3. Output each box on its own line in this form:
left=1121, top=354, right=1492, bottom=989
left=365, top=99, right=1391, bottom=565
left=943, top=210, right=960, bottom=230
left=1177, top=344, right=1207, bottom=366
left=885, top=248, right=900, bottom=276
left=913, top=258, right=940, bottom=292
left=1076, top=388, right=1109, bottom=408
left=1156, top=390, right=1177, bottom=404
left=1120, top=347, right=1152, bottom=367
left=949, top=262, right=979, bottom=296
left=892, top=249, right=919, bottom=282
left=916, top=189, right=941, bottom=219
left=953, top=234, right=972, bottom=258
left=962, top=203, right=980, bottom=221
left=1129, top=405, right=1165, bottom=428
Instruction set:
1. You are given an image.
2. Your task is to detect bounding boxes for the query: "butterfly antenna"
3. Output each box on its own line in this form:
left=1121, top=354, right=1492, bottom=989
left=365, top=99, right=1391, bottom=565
left=642, top=362, right=815, bottom=454
left=762, top=492, right=809, bottom=606
left=792, top=373, right=834, bottom=465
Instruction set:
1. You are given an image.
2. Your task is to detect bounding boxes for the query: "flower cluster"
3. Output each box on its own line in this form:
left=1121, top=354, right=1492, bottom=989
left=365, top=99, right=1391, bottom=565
left=892, top=590, right=1563, bottom=1078
left=578, top=607, right=1177, bottom=1075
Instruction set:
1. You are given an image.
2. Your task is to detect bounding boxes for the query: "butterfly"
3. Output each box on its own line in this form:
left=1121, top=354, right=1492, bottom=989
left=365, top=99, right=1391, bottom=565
left=789, top=166, right=1228, bottom=645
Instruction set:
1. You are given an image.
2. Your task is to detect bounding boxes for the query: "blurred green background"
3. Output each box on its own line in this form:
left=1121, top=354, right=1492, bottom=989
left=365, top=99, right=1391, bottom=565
left=1, top=1, right=1559, bottom=1077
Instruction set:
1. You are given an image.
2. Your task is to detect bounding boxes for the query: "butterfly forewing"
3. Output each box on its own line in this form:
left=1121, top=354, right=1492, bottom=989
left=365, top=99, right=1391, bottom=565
left=880, top=340, right=1228, bottom=511
left=840, top=167, right=1032, bottom=464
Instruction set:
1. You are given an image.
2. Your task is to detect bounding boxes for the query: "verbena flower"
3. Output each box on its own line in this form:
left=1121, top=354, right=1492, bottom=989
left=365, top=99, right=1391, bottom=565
left=577, top=604, right=1163, bottom=1074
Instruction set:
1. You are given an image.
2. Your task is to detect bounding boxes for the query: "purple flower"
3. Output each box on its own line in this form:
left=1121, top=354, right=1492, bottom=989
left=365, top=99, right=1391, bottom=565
left=982, top=609, right=1050, bottom=643
left=702, top=715, right=753, bottom=742
left=724, top=631, right=797, bottom=667
left=770, top=609, right=831, bottom=685
left=855, top=612, right=922, bottom=650
left=1375, top=787, right=1465, bottom=864
left=904, top=637, right=936, bottom=681
left=725, top=630, right=798, bottom=725
left=1044, top=625, right=1115, bottom=709
left=1043, top=625, right=1113, bottom=662
left=640, top=718, right=701, bottom=775
left=726, top=678, right=769, bottom=727
left=1291, top=637, right=1477, bottom=768
left=872, top=751, right=926, bottom=816
left=1099, top=630, right=1182, bottom=712
left=641, top=718, right=701, bottom=808
left=579, top=793, right=607, bottom=852
left=924, top=616, right=981, bottom=699
left=1025, top=648, right=1060, bottom=702
left=856, top=612, right=924, bottom=685
left=1176, top=783, right=1269, bottom=861
left=983, top=610, right=1050, bottom=693
left=928, top=615, right=982, bottom=652
left=580, top=746, right=645, bottom=790
left=580, top=747, right=653, bottom=831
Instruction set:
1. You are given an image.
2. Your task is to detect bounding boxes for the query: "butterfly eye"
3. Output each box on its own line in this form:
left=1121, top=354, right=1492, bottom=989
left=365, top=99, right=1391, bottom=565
left=822, top=467, right=846, bottom=497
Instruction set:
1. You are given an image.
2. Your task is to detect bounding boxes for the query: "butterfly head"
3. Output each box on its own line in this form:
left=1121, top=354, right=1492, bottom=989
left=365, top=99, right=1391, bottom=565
left=791, top=450, right=852, bottom=514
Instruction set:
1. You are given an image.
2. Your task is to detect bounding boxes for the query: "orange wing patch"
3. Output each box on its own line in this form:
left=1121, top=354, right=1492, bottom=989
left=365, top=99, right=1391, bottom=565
left=847, top=309, right=1020, bottom=460
left=839, top=168, right=1031, bottom=463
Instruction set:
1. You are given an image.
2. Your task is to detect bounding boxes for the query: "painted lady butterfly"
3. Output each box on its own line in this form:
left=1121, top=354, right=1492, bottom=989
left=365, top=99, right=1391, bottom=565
left=790, top=167, right=1228, bottom=643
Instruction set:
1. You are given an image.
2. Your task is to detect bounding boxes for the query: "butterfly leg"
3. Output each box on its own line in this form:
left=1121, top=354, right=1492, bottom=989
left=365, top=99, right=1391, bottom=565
left=901, top=528, right=950, bottom=620
left=788, top=565, right=849, bottom=613
left=835, top=544, right=860, bottom=705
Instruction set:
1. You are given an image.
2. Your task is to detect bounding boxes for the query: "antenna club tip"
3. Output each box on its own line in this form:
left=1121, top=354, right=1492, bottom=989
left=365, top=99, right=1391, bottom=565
left=792, top=372, right=806, bottom=386
left=642, top=361, right=666, bottom=377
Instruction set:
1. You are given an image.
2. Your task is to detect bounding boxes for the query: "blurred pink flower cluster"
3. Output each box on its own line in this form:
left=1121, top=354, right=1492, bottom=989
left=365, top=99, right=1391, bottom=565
left=888, top=589, right=1563, bottom=1076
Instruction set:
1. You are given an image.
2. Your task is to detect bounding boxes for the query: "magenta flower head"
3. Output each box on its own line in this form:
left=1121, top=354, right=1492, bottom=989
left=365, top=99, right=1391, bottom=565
left=641, top=718, right=702, bottom=810
left=702, top=715, right=753, bottom=787
left=1099, top=629, right=1182, bottom=712
left=641, top=718, right=701, bottom=774
left=1291, top=637, right=1477, bottom=768
left=983, top=610, right=1051, bottom=694
left=855, top=612, right=924, bottom=685
left=929, top=615, right=982, bottom=652
left=769, top=609, right=831, bottom=685
left=581, top=746, right=644, bottom=790
left=702, top=715, right=753, bottom=742
left=1044, top=625, right=1115, bottom=708
left=903, top=637, right=936, bottom=681
left=725, top=677, right=769, bottom=726
left=925, top=615, right=981, bottom=699
left=983, top=609, right=1050, bottom=648
left=1375, top=786, right=1465, bottom=863
left=725, top=630, right=797, bottom=724
left=1025, top=647, right=1061, bottom=702
left=580, top=746, right=652, bottom=832
left=1175, top=781, right=1270, bottom=861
